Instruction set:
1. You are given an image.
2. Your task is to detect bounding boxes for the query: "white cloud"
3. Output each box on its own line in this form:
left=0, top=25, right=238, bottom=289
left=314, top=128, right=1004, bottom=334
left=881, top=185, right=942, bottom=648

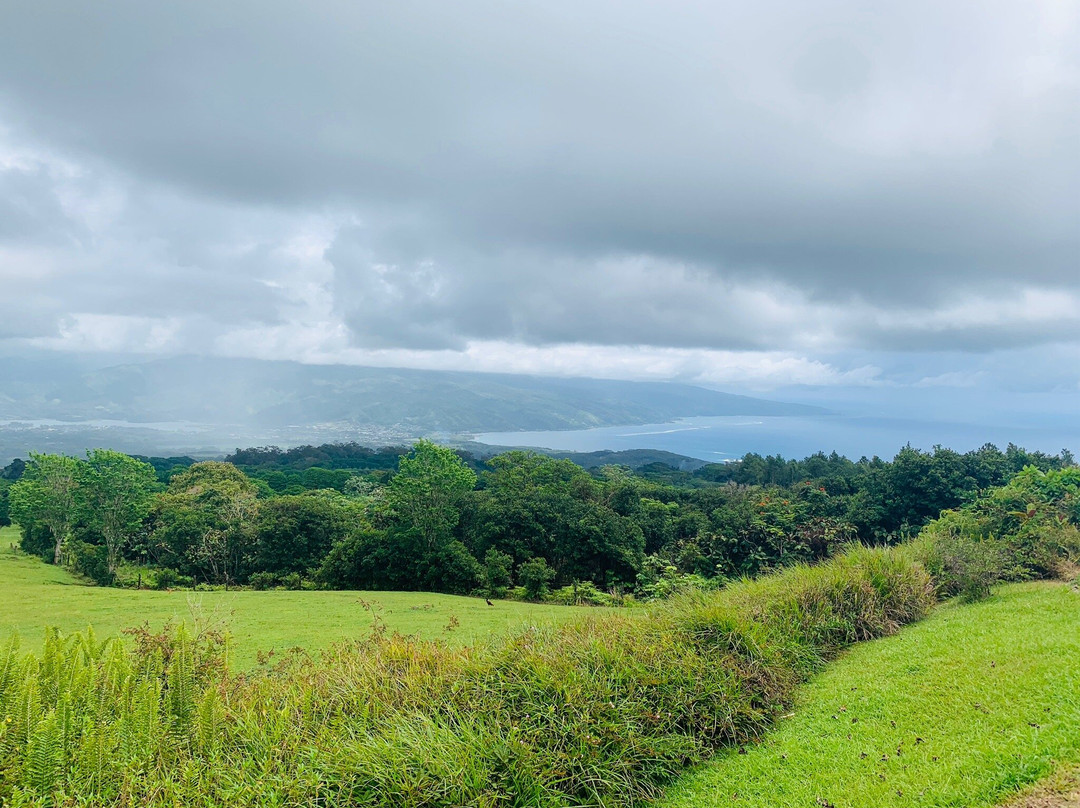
left=34, top=314, right=187, bottom=353
left=913, top=370, right=989, bottom=389
left=0, top=1, right=1077, bottom=396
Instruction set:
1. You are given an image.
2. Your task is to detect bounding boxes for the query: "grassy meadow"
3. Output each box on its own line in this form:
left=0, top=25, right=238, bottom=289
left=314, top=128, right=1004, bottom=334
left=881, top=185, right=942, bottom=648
left=660, top=580, right=1080, bottom=808
left=0, top=527, right=600, bottom=669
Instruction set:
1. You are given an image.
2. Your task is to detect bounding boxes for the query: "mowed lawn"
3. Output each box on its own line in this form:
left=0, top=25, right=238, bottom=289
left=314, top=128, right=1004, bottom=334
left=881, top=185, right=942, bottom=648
left=659, top=580, right=1080, bottom=808
left=0, top=526, right=600, bottom=668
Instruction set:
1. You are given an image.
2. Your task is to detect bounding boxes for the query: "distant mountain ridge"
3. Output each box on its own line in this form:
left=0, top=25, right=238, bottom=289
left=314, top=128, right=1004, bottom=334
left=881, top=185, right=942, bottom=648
left=0, top=354, right=823, bottom=433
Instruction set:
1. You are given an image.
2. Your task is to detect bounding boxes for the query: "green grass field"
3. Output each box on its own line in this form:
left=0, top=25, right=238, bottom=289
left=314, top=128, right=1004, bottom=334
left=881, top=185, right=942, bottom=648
left=0, top=526, right=599, bottom=668
left=659, top=580, right=1080, bottom=808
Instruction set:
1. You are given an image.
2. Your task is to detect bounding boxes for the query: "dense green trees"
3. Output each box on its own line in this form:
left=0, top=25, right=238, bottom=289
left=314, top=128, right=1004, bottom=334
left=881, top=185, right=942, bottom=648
left=10, top=453, right=81, bottom=565
left=389, top=440, right=477, bottom=554
left=151, top=462, right=259, bottom=587
left=310, top=441, right=481, bottom=593
left=5, top=440, right=1074, bottom=598
left=0, top=481, right=11, bottom=528
left=0, top=458, right=21, bottom=526
left=77, top=450, right=158, bottom=576
left=253, top=493, right=352, bottom=576
left=518, top=556, right=556, bottom=599
left=465, top=452, right=644, bottom=587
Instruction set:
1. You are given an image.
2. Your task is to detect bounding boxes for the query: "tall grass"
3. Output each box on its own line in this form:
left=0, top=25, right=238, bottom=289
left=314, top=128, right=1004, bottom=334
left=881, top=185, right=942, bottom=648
left=0, top=546, right=933, bottom=806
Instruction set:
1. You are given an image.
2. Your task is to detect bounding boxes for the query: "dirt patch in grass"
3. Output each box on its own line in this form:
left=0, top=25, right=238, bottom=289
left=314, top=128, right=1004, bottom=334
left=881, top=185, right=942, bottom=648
left=1002, top=767, right=1080, bottom=808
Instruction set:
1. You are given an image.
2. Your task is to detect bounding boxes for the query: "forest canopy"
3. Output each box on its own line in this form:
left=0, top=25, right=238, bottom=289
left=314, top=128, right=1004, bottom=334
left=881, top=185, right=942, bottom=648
left=6, top=440, right=1073, bottom=599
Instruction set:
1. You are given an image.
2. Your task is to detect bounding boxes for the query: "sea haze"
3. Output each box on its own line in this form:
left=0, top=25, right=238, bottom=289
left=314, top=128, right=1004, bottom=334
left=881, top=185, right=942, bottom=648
left=477, top=404, right=1080, bottom=462
left=1, top=355, right=1075, bottom=465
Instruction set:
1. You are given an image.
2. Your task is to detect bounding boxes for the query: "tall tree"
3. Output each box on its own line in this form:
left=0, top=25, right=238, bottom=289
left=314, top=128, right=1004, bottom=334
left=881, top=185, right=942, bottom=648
left=254, top=493, right=351, bottom=575
left=9, top=453, right=81, bottom=565
left=77, top=449, right=158, bottom=577
left=152, top=462, right=259, bottom=586
left=388, top=440, right=476, bottom=553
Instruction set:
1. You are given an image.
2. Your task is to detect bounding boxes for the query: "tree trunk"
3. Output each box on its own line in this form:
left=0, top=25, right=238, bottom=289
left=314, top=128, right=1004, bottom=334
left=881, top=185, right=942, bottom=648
left=51, top=521, right=65, bottom=566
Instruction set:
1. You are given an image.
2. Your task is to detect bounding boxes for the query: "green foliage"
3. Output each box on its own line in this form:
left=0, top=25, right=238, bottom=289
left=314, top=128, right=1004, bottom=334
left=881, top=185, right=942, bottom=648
left=388, top=439, right=477, bottom=551
left=150, top=461, right=259, bottom=585
left=483, top=547, right=514, bottom=598
left=546, top=580, right=618, bottom=606
left=253, top=493, right=352, bottom=575
left=148, top=566, right=191, bottom=590
left=0, top=479, right=11, bottom=527
left=226, top=442, right=408, bottom=472
left=9, top=453, right=81, bottom=565
left=518, top=556, right=556, bottom=600
left=0, top=544, right=934, bottom=807
left=322, top=440, right=484, bottom=594
left=315, top=525, right=385, bottom=589
left=430, top=539, right=483, bottom=594
left=67, top=539, right=112, bottom=586
left=636, top=555, right=721, bottom=600
left=469, top=451, right=644, bottom=588
left=7, top=443, right=1076, bottom=608
left=915, top=465, right=1080, bottom=600
left=77, top=449, right=159, bottom=577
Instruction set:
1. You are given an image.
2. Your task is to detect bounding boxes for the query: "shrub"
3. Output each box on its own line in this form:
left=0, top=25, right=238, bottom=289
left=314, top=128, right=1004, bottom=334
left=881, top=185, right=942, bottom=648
left=637, top=555, right=723, bottom=600
left=248, top=570, right=281, bottom=590
left=67, top=540, right=112, bottom=585
left=483, top=547, right=513, bottom=598
left=152, top=566, right=192, bottom=590
left=1032, top=523, right=1080, bottom=579
left=518, top=556, right=555, bottom=600
left=281, top=571, right=305, bottom=590
left=547, top=580, right=616, bottom=606
left=914, top=465, right=1080, bottom=600
left=926, top=533, right=1011, bottom=601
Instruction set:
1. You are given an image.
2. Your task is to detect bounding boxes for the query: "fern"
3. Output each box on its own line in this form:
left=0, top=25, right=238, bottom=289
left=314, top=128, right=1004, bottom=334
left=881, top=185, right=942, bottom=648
left=196, top=687, right=223, bottom=759
left=24, top=712, right=62, bottom=798
left=0, top=634, right=21, bottom=715
left=17, top=672, right=41, bottom=747
left=166, top=626, right=196, bottom=742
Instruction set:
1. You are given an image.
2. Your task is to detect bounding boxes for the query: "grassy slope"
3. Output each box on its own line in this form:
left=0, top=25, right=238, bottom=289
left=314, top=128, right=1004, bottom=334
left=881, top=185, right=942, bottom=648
left=659, top=581, right=1080, bottom=808
left=0, top=528, right=597, bottom=668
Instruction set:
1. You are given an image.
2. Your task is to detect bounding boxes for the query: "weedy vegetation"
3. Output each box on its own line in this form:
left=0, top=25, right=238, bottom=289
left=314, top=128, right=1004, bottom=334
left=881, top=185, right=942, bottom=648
left=1, top=546, right=933, bottom=806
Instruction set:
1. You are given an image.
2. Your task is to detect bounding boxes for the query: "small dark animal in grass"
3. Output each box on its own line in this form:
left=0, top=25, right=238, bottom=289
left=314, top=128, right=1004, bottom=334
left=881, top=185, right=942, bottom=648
left=486, top=599, right=494, bottom=606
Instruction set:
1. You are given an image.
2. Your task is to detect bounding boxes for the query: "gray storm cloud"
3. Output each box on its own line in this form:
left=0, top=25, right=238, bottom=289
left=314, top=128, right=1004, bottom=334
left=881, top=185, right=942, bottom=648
left=0, top=0, right=1076, bottom=380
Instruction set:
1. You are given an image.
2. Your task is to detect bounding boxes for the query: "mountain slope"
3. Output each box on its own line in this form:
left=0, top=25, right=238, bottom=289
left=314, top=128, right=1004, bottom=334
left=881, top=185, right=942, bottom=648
left=0, top=354, right=823, bottom=433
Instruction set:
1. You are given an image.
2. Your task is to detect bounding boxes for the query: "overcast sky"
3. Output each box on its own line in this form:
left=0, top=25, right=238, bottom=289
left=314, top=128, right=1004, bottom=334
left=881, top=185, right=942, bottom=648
left=1, top=0, right=1077, bottom=397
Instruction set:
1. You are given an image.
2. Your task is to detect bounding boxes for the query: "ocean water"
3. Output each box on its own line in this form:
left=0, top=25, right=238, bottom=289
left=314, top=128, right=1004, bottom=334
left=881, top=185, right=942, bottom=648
left=476, top=414, right=1080, bottom=463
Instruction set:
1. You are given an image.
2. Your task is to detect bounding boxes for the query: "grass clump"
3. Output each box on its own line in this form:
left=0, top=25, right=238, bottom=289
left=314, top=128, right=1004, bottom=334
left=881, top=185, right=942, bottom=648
left=0, top=545, right=934, bottom=806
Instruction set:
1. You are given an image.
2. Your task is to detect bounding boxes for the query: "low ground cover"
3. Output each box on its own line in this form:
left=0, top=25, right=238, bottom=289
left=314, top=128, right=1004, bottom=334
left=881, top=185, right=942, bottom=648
left=658, top=581, right=1080, bottom=808
left=0, top=542, right=598, bottom=668
left=0, top=544, right=934, bottom=806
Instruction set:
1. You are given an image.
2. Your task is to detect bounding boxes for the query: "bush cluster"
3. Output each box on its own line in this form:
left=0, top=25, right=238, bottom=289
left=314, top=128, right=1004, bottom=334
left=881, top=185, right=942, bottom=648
left=915, top=466, right=1080, bottom=600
